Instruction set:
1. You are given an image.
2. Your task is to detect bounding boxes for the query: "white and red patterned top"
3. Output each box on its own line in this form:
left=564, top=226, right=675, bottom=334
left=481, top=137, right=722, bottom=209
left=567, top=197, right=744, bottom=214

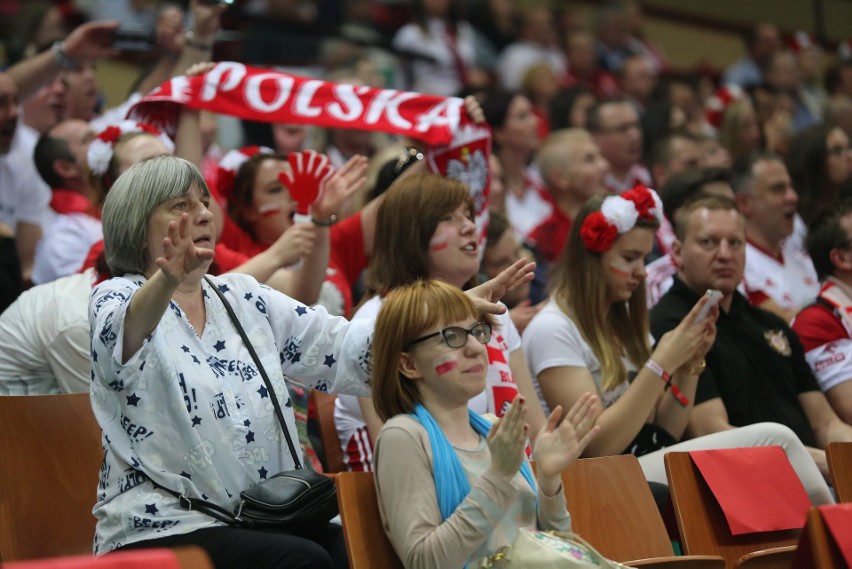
left=505, top=172, right=553, bottom=240
left=604, top=164, right=652, bottom=195
left=645, top=253, right=678, bottom=310
left=742, top=239, right=819, bottom=310
left=334, top=296, right=521, bottom=471
left=792, top=279, right=852, bottom=393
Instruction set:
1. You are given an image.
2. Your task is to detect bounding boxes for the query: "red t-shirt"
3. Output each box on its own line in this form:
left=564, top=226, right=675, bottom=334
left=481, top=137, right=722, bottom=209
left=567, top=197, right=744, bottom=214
left=528, top=207, right=573, bottom=264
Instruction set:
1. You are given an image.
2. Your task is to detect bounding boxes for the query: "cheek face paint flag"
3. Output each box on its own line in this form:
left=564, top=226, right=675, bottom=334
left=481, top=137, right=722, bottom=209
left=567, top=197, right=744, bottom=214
left=127, top=61, right=491, bottom=237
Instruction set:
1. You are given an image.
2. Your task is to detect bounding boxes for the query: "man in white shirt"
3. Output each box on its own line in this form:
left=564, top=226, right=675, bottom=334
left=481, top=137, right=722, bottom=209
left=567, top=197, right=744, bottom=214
left=0, top=73, right=51, bottom=284
left=793, top=201, right=852, bottom=424
left=31, top=118, right=102, bottom=284
left=0, top=268, right=97, bottom=395
left=734, top=151, right=819, bottom=322
left=588, top=97, right=652, bottom=194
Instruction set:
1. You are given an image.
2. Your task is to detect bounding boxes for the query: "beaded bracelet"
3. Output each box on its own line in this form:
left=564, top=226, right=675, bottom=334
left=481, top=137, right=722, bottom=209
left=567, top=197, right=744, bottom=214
left=644, top=359, right=689, bottom=407
left=311, top=214, right=338, bottom=227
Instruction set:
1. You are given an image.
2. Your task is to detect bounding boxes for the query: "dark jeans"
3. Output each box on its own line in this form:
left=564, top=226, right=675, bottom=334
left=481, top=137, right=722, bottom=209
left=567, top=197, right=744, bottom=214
left=117, top=523, right=348, bottom=569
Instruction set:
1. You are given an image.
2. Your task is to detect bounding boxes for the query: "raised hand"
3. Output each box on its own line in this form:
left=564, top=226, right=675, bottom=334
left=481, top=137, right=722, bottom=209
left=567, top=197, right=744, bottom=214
left=463, top=95, right=485, bottom=124
left=155, top=5, right=185, bottom=55
left=653, top=293, right=718, bottom=374
left=267, top=222, right=317, bottom=267
left=533, top=393, right=601, bottom=479
left=63, top=21, right=120, bottom=62
left=312, top=154, right=369, bottom=221
left=466, top=258, right=536, bottom=315
left=487, top=395, right=528, bottom=480
left=155, top=213, right=215, bottom=284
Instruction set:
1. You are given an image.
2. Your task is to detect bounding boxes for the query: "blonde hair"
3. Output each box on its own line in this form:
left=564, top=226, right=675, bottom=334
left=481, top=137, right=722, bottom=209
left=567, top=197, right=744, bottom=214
left=549, top=193, right=656, bottom=391
left=371, top=280, right=491, bottom=421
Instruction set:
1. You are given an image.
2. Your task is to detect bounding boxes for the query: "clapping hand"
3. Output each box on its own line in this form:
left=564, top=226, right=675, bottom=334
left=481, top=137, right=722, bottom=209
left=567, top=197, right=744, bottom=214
left=155, top=213, right=214, bottom=284
left=487, top=395, right=528, bottom=480
left=533, top=393, right=601, bottom=481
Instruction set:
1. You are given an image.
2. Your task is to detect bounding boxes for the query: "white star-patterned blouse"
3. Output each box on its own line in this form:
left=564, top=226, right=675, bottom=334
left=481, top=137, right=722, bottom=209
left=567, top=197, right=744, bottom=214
left=89, top=272, right=373, bottom=553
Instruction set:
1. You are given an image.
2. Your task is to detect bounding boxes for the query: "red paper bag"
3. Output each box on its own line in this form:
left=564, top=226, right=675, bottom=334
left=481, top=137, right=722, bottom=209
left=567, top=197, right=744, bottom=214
left=688, top=446, right=810, bottom=535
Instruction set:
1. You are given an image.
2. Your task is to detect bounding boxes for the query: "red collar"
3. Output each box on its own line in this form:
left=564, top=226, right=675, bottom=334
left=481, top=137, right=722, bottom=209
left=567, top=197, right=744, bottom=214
left=746, top=238, right=784, bottom=263
left=50, top=189, right=92, bottom=215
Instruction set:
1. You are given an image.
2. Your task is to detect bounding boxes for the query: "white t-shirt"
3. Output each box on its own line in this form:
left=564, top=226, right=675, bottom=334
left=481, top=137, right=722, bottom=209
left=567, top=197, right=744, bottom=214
left=0, top=268, right=96, bottom=395
left=505, top=175, right=553, bottom=240
left=742, top=239, right=819, bottom=311
left=496, top=40, right=566, bottom=91
left=0, top=125, right=51, bottom=229
left=645, top=253, right=677, bottom=310
left=603, top=164, right=653, bottom=195
left=522, top=299, right=633, bottom=414
left=334, top=294, right=522, bottom=471
left=32, top=213, right=103, bottom=285
left=392, top=18, right=478, bottom=97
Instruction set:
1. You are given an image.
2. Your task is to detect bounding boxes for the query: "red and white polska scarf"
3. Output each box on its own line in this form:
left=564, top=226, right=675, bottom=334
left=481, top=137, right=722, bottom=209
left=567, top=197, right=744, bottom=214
left=127, top=62, right=491, bottom=249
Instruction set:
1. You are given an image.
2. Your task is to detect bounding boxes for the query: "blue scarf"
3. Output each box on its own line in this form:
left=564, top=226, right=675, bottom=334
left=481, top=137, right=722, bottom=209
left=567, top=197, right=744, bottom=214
left=412, top=402, right=538, bottom=522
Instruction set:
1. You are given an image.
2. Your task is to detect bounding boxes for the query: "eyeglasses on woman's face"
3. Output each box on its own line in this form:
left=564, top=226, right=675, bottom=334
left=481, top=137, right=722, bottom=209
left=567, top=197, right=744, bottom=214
left=406, top=321, right=492, bottom=350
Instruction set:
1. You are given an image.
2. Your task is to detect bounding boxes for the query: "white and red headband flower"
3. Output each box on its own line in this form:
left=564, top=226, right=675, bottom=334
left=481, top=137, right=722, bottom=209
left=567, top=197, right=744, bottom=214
left=580, top=185, right=664, bottom=253
left=704, top=85, right=744, bottom=131
left=216, top=145, right=274, bottom=201
left=87, top=120, right=174, bottom=176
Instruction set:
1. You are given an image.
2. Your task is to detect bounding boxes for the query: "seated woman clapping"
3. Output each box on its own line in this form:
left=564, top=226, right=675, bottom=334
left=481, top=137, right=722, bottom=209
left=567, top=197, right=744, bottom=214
left=370, top=279, right=600, bottom=569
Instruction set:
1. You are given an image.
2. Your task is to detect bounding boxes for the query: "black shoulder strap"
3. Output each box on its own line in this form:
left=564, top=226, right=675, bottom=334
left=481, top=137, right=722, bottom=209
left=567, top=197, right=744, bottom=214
left=204, top=277, right=303, bottom=470
left=146, top=278, right=306, bottom=525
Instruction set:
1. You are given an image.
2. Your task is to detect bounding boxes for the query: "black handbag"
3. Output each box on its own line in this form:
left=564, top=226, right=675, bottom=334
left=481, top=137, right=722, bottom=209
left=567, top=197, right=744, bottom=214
left=155, top=279, right=338, bottom=531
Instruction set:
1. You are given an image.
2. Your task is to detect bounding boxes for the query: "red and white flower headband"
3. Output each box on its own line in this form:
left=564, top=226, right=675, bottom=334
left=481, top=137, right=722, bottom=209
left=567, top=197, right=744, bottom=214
left=216, top=145, right=274, bottom=202
left=580, top=185, right=664, bottom=253
left=704, top=85, right=744, bottom=131
left=87, top=120, right=175, bottom=177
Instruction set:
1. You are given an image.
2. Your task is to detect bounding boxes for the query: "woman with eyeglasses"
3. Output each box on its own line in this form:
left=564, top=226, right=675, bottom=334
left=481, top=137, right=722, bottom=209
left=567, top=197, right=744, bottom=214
left=371, top=279, right=600, bottom=568
left=334, top=172, right=548, bottom=472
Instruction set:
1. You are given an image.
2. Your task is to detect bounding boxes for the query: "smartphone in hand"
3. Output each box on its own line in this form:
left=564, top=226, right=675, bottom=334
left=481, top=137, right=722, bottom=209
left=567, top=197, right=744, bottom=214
left=111, top=25, right=156, bottom=52
left=695, top=289, right=722, bottom=323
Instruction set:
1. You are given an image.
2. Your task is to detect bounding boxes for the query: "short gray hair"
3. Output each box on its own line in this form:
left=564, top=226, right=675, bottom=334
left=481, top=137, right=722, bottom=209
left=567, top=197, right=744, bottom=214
left=102, top=155, right=209, bottom=276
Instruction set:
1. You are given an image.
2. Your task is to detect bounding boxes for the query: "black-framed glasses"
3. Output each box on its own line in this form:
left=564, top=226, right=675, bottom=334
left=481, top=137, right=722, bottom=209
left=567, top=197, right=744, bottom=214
left=406, top=321, right=492, bottom=350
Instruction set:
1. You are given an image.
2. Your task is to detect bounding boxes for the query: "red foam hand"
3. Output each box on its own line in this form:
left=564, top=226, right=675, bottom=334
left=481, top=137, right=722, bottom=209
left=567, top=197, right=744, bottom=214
left=278, top=150, right=335, bottom=214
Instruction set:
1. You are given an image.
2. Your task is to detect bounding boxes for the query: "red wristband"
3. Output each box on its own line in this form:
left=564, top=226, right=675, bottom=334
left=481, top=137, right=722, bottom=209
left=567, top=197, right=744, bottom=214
left=645, top=359, right=689, bottom=407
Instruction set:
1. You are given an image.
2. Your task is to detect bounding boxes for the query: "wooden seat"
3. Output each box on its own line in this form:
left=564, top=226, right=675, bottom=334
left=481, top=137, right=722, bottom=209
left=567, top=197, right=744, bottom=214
left=562, top=455, right=724, bottom=568
left=335, top=471, right=403, bottom=569
left=664, top=452, right=801, bottom=569
left=0, top=546, right=213, bottom=568
left=0, top=393, right=103, bottom=562
left=311, top=391, right=345, bottom=474
left=826, top=442, right=852, bottom=502
left=791, top=507, right=848, bottom=569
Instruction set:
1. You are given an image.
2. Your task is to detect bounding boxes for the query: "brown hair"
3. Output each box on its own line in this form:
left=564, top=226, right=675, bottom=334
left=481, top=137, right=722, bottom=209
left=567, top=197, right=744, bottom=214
left=549, top=193, right=657, bottom=391
left=371, top=280, right=489, bottom=421
left=673, top=194, right=741, bottom=241
left=227, top=152, right=287, bottom=240
left=365, top=172, right=475, bottom=297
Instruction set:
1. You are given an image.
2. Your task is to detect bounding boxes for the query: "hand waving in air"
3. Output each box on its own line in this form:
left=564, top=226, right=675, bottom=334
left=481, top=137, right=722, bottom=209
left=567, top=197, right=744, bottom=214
left=155, top=212, right=215, bottom=285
